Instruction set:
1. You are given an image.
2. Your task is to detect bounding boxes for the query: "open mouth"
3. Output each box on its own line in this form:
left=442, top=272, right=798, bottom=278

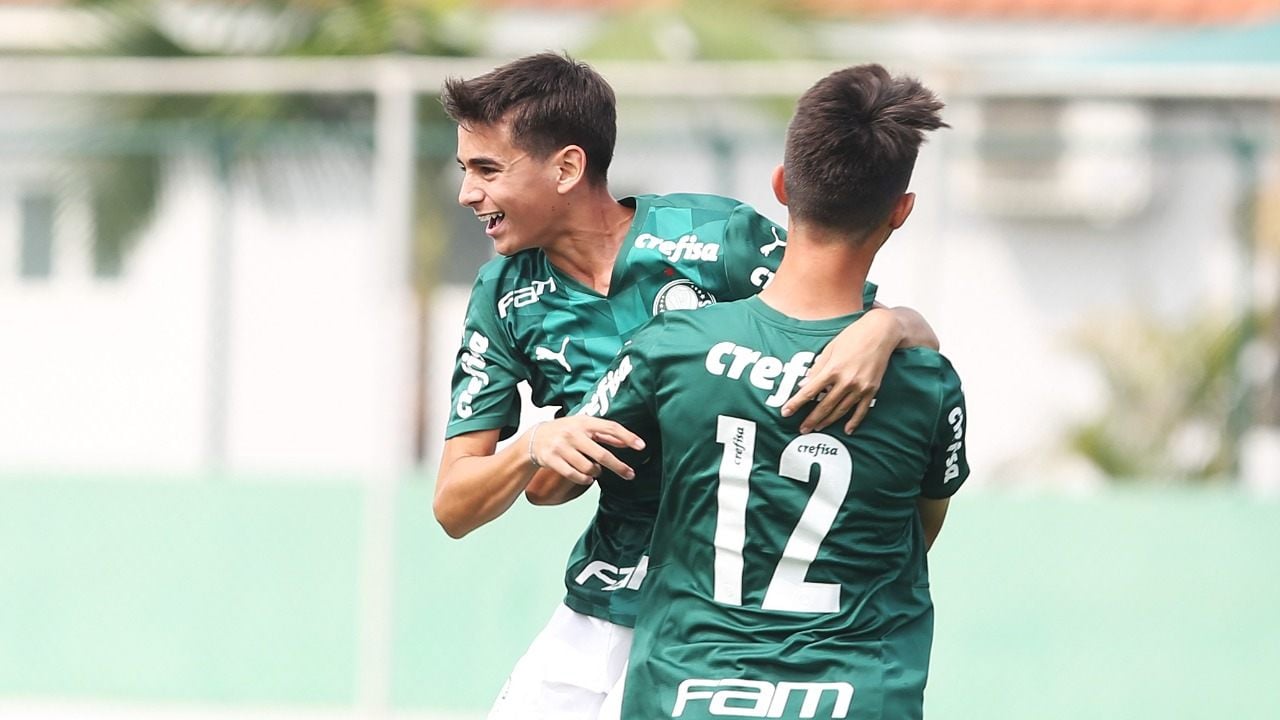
left=477, top=211, right=505, bottom=233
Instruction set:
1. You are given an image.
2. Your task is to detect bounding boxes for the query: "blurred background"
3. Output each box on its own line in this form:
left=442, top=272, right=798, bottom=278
left=1, top=0, right=1278, bottom=718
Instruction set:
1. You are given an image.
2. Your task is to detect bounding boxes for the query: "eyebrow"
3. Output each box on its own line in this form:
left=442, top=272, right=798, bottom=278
left=457, top=154, right=501, bottom=166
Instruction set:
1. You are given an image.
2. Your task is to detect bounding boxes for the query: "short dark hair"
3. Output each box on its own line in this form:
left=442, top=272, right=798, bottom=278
left=442, top=52, right=617, bottom=186
left=784, top=64, right=947, bottom=235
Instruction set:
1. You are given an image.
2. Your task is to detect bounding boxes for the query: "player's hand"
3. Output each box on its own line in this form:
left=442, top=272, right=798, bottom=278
left=528, top=416, right=646, bottom=485
left=781, top=307, right=901, bottom=434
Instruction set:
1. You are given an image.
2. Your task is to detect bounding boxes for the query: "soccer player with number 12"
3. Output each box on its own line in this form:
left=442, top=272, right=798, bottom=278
left=576, top=64, right=968, bottom=720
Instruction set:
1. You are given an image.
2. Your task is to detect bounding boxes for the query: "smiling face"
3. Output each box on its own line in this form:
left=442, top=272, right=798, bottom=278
left=455, top=119, right=566, bottom=256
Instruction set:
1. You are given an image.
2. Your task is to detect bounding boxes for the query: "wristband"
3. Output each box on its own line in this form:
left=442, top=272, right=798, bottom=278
left=527, top=421, right=546, bottom=468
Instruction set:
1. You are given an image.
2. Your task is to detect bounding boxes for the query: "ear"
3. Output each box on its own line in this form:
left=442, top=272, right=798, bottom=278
left=554, top=145, right=587, bottom=194
left=771, top=164, right=788, bottom=205
left=888, top=193, right=915, bottom=230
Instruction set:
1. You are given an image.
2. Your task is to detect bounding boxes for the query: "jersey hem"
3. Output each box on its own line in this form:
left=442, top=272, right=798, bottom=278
left=562, top=594, right=637, bottom=629
left=444, top=417, right=518, bottom=441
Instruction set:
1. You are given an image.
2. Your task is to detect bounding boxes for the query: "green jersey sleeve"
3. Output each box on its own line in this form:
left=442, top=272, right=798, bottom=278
left=445, top=273, right=529, bottom=440
left=718, top=203, right=878, bottom=306
left=720, top=204, right=787, bottom=301
left=921, top=360, right=969, bottom=499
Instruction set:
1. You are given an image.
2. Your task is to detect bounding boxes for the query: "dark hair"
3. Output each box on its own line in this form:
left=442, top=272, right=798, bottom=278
left=784, top=64, right=947, bottom=235
left=441, top=52, right=617, bottom=186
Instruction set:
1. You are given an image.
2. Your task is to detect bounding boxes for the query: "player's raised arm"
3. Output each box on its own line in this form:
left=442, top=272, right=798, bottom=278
left=782, top=304, right=940, bottom=434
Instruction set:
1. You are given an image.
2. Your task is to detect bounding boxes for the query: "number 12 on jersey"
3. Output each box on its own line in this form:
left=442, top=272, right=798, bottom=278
left=713, top=415, right=852, bottom=614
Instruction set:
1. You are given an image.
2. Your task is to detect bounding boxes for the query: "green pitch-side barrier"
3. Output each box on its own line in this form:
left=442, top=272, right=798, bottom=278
left=1, top=476, right=1276, bottom=719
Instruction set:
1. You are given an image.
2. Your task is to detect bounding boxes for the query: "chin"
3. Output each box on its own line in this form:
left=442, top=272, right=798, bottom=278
left=492, top=236, right=532, bottom=257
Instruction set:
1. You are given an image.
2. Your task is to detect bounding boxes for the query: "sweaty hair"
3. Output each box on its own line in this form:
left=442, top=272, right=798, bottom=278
left=441, top=52, right=617, bottom=186
left=784, top=64, right=947, bottom=236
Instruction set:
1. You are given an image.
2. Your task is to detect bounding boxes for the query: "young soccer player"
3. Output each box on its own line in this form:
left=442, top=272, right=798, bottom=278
left=432, top=53, right=941, bottom=719
left=570, top=64, right=967, bottom=719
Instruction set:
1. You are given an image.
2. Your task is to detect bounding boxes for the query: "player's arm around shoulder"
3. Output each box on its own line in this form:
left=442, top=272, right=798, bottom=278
left=876, top=303, right=940, bottom=352
left=782, top=303, right=941, bottom=434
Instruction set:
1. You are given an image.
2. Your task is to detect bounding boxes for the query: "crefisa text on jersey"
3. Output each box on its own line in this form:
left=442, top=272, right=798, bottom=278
left=673, top=678, right=854, bottom=718
left=455, top=330, right=491, bottom=419
left=704, top=342, right=815, bottom=409
left=635, top=232, right=721, bottom=263
left=944, top=406, right=964, bottom=482
left=577, top=355, right=635, bottom=417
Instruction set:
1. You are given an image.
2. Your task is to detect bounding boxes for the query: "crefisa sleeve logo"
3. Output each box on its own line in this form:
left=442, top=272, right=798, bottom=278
left=653, top=279, right=716, bottom=315
left=455, top=330, right=491, bottom=419
left=944, top=405, right=965, bottom=483
left=576, top=355, right=634, bottom=417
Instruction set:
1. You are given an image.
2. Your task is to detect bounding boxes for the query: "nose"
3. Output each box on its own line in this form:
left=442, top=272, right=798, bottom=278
left=457, top=173, right=482, bottom=208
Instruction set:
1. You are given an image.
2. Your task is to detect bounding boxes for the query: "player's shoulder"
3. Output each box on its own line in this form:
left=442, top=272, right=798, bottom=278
left=892, top=347, right=963, bottom=388
left=894, top=346, right=944, bottom=367
left=637, top=193, right=774, bottom=230
left=639, top=192, right=749, bottom=214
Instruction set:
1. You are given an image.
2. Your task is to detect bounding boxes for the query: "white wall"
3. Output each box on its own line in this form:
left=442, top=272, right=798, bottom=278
left=0, top=158, right=210, bottom=473
left=0, top=149, right=415, bottom=478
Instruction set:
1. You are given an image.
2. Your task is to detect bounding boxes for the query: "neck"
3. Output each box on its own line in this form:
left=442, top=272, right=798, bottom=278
left=542, top=183, right=634, bottom=293
left=757, top=223, right=880, bottom=320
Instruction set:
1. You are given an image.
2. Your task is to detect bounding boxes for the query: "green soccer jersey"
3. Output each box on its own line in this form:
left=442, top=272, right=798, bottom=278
left=574, top=297, right=969, bottom=720
left=446, top=193, right=875, bottom=627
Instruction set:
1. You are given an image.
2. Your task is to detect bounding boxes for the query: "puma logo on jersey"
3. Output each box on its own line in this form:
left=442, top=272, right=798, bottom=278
left=455, top=331, right=491, bottom=419
left=636, top=232, right=721, bottom=263
left=573, top=555, right=648, bottom=591
left=944, top=405, right=965, bottom=483
left=576, top=355, right=635, bottom=417
left=534, top=337, right=572, bottom=372
left=760, top=226, right=787, bottom=257
left=704, top=342, right=814, bottom=408
left=673, top=679, right=853, bottom=718
left=497, top=277, right=556, bottom=318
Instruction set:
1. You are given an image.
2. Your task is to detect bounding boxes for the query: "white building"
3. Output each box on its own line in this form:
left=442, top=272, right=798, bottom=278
left=1, top=0, right=1277, bottom=487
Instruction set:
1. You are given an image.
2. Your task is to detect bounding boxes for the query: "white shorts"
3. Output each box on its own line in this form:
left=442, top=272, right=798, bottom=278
left=596, top=661, right=627, bottom=720
left=488, top=603, right=633, bottom=720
